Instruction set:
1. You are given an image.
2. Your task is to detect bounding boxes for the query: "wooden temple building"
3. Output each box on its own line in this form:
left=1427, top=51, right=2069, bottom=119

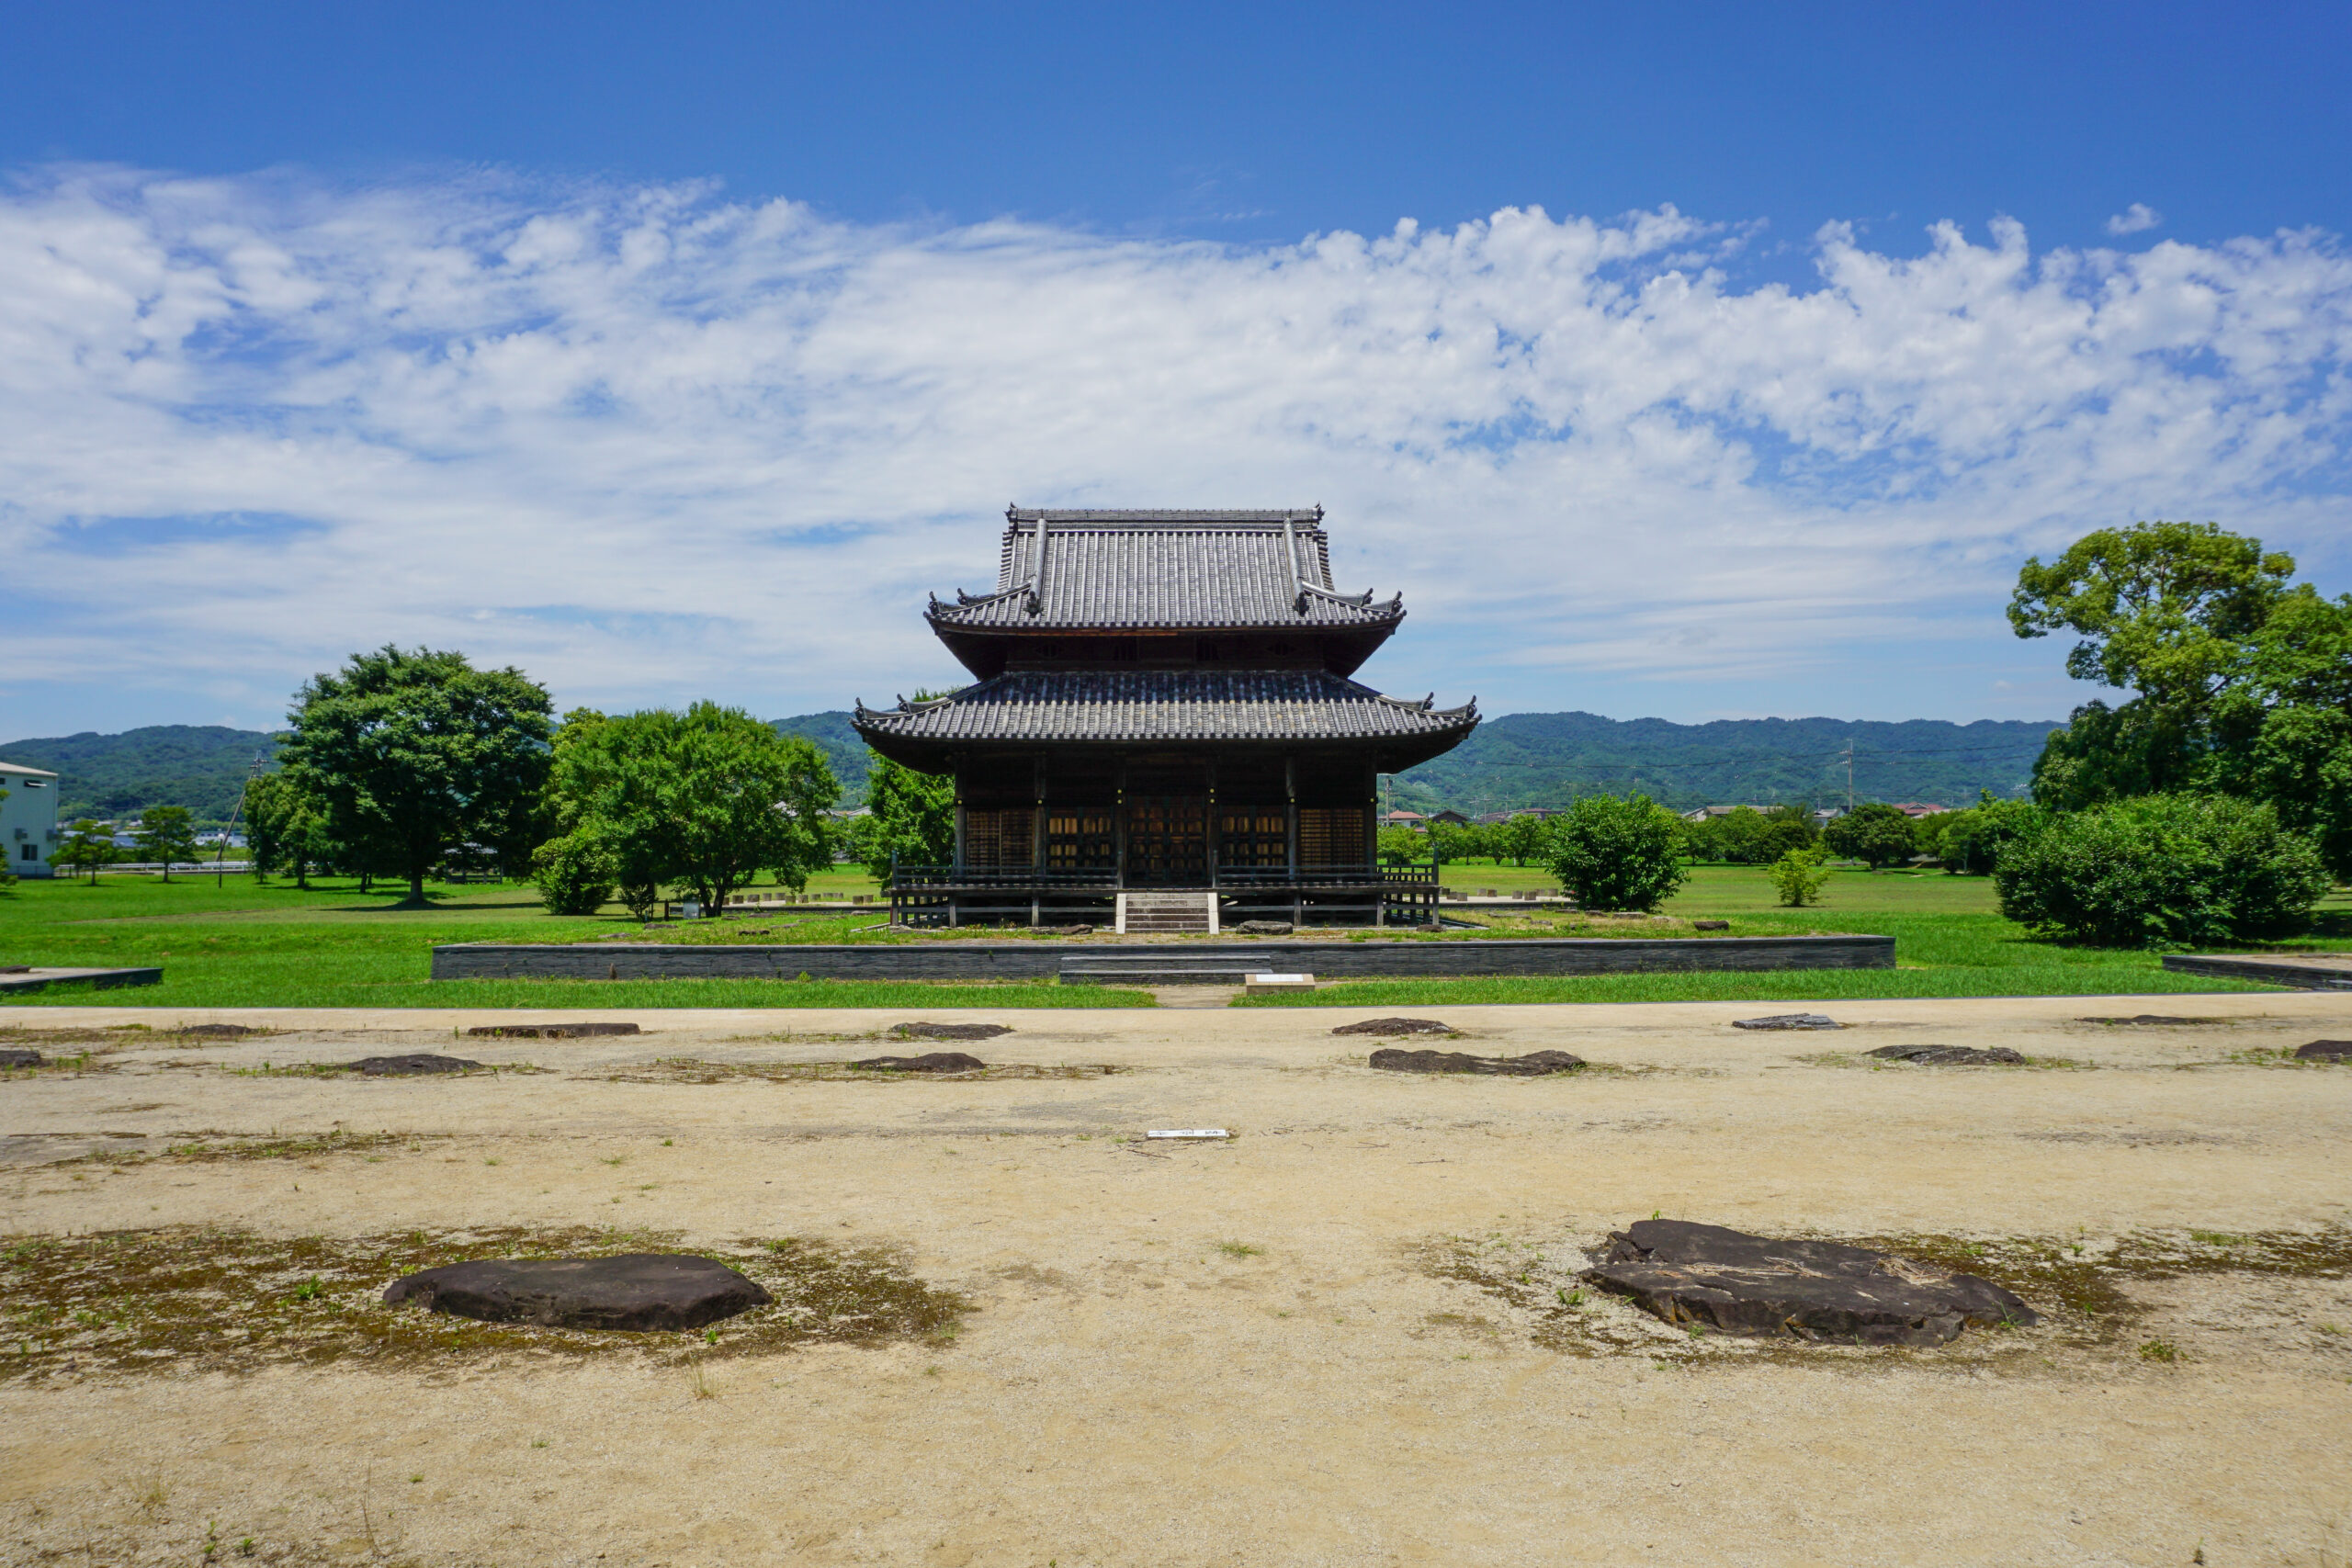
left=854, top=508, right=1478, bottom=929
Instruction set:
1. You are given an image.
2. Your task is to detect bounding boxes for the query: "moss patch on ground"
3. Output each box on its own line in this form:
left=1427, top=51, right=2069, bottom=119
left=3, top=1225, right=971, bottom=1381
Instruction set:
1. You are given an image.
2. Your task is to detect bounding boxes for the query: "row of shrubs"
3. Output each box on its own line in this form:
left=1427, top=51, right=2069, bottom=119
left=1532, top=791, right=2334, bottom=949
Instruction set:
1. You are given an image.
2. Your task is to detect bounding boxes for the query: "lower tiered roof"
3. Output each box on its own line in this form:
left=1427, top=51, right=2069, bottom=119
left=854, top=670, right=1477, bottom=771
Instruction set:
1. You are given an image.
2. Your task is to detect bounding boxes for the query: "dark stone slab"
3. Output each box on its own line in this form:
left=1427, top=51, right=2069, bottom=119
left=1234, top=920, right=1295, bottom=935
left=2078, top=1014, right=2231, bottom=1026
left=1867, top=1044, right=2028, bottom=1066
left=464, top=1022, right=641, bottom=1039
left=2294, top=1040, right=2352, bottom=1061
left=889, top=1021, right=1012, bottom=1041
left=352, top=1054, right=485, bottom=1076
left=849, top=1052, right=988, bottom=1072
left=2157, top=954, right=2352, bottom=991
left=175, top=1023, right=264, bottom=1038
left=0, top=1049, right=43, bottom=1068
left=1333, top=1017, right=1457, bottom=1036
left=0, top=966, right=164, bottom=994
left=1588, top=1219, right=2039, bottom=1347
left=381, top=1254, right=771, bottom=1330
left=1692, top=920, right=1731, bottom=931
left=1733, top=1013, right=1842, bottom=1031
left=0, top=965, right=29, bottom=974
left=1369, top=1047, right=1586, bottom=1075
left=433, top=933, right=1896, bottom=983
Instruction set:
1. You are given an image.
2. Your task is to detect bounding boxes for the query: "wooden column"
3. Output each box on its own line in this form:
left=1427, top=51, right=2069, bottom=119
left=1114, top=756, right=1128, bottom=890
left=1285, top=755, right=1300, bottom=927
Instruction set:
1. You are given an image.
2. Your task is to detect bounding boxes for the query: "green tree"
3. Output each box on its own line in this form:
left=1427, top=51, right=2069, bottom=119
left=1823, top=802, right=1918, bottom=868
left=1427, top=820, right=1476, bottom=865
left=1769, top=844, right=1833, bottom=907
left=1496, top=812, right=1550, bottom=866
left=1543, top=794, right=1688, bottom=911
left=133, top=806, right=199, bottom=879
left=1375, top=824, right=1428, bottom=867
left=854, top=752, right=956, bottom=884
left=51, top=819, right=119, bottom=884
left=279, top=647, right=555, bottom=905
left=243, top=772, right=338, bottom=889
left=1926, top=793, right=2040, bottom=874
left=1994, top=793, right=2328, bottom=947
left=550, top=703, right=838, bottom=910
left=530, top=832, right=617, bottom=917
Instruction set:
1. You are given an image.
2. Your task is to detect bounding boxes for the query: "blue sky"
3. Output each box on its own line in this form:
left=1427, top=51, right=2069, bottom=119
left=3, top=1, right=2349, bottom=737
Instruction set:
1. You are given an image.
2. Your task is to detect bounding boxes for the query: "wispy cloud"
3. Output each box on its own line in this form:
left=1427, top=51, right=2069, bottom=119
left=0, top=168, right=2346, bottom=731
left=2105, top=202, right=2163, bottom=235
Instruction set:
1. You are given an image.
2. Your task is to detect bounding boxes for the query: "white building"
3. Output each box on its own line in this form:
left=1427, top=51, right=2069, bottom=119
left=0, top=761, right=61, bottom=877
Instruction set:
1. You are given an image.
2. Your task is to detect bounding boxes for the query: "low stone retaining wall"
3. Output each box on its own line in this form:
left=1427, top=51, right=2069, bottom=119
left=2159, top=953, right=2352, bottom=990
left=431, top=933, right=1894, bottom=984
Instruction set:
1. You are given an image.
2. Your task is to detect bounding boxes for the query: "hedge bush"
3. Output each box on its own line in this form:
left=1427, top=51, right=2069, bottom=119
left=1993, top=793, right=2329, bottom=946
left=531, top=832, right=616, bottom=917
left=1544, top=794, right=1689, bottom=911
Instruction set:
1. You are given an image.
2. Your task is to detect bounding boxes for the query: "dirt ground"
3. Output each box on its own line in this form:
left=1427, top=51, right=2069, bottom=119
left=4, top=993, right=2350, bottom=1567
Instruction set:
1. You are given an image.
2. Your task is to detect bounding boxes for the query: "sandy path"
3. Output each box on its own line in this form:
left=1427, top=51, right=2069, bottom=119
left=5, top=994, right=2351, bottom=1566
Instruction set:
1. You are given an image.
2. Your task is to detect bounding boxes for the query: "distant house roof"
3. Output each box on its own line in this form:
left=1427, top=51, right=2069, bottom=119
left=1426, top=809, right=1471, bottom=826
left=924, top=508, right=1405, bottom=633
left=855, top=671, right=1476, bottom=766
left=1383, top=809, right=1427, bottom=824
left=1889, top=803, right=1951, bottom=817
left=1681, top=805, right=1766, bottom=822
left=0, top=761, right=59, bottom=779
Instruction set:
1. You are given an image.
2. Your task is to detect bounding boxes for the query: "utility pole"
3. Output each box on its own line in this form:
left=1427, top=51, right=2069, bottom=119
left=215, top=752, right=268, bottom=887
left=1842, top=741, right=1855, bottom=814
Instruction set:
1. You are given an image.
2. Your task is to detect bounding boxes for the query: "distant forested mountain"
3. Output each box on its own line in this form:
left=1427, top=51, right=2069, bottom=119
left=770, top=710, right=869, bottom=801
left=1387, top=712, right=2062, bottom=815
left=7, top=708, right=2060, bottom=821
left=0, top=726, right=280, bottom=821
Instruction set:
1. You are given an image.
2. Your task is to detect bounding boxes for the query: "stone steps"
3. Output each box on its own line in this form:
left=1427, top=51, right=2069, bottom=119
left=1119, top=892, right=1216, bottom=934
left=1060, top=953, right=1276, bottom=987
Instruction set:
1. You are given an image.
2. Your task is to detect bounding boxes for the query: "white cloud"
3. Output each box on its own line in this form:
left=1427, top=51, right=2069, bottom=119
left=0, top=168, right=2346, bottom=732
left=2106, top=203, right=2163, bottom=235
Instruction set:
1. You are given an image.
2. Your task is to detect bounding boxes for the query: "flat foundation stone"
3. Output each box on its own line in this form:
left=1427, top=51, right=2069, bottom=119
left=0, top=1049, right=42, bottom=1068
left=1233, top=920, right=1295, bottom=935
left=1332, top=1017, right=1456, bottom=1036
left=1867, top=1044, right=2027, bottom=1066
left=2294, top=1040, right=2352, bottom=1061
left=174, top=1023, right=264, bottom=1038
left=1588, top=1219, right=2039, bottom=1347
left=2078, top=1014, right=2228, bottom=1026
left=1369, top=1047, right=1586, bottom=1076
left=889, top=1022, right=1012, bottom=1042
left=351, top=1054, right=484, bottom=1076
left=382, top=1254, right=771, bottom=1330
left=849, top=1053, right=987, bottom=1072
left=1733, top=1013, right=1842, bottom=1031
left=464, top=1021, right=641, bottom=1039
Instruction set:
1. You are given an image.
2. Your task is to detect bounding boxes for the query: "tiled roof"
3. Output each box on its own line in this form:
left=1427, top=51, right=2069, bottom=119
left=927, top=508, right=1404, bottom=631
left=854, top=671, right=1478, bottom=746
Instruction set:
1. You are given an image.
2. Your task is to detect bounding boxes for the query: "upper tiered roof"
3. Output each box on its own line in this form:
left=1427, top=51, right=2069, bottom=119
left=926, top=507, right=1406, bottom=677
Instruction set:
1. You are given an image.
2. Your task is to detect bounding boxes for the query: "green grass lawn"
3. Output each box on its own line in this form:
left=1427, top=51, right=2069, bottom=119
left=0, top=873, right=1148, bottom=1010
left=1236, top=863, right=2347, bottom=1008
left=6, top=863, right=2341, bottom=1010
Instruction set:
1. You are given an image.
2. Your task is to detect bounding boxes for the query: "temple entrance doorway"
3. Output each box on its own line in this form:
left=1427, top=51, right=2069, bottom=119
left=1124, top=795, right=1208, bottom=885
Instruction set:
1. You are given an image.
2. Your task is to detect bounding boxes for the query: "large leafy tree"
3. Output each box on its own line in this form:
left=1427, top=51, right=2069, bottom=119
left=1542, top=793, right=1689, bottom=911
left=853, top=752, right=956, bottom=884
left=2012, top=522, right=2352, bottom=877
left=280, top=647, right=555, bottom=905
left=550, top=703, right=838, bottom=909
